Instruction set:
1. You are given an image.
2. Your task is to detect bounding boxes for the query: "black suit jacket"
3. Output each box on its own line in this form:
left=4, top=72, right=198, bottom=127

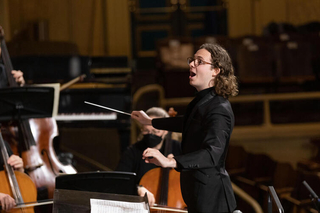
left=153, top=89, right=236, bottom=213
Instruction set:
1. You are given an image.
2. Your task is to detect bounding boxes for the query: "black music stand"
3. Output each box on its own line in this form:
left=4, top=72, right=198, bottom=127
left=0, top=86, right=54, bottom=121
left=55, top=171, right=137, bottom=196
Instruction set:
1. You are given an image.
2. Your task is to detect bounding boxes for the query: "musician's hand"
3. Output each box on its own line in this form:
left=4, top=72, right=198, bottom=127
left=137, top=186, right=155, bottom=207
left=131, top=110, right=152, bottom=125
left=142, top=148, right=177, bottom=168
left=0, top=192, right=16, bottom=211
left=11, top=70, right=25, bottom=86
left=7, top=154, right=24, bottom=173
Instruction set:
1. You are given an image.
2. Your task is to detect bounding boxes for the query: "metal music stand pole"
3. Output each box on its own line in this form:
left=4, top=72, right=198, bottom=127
left=268, top=186, right=285, bottom=213
left=302, top=180, right=320, bottom=212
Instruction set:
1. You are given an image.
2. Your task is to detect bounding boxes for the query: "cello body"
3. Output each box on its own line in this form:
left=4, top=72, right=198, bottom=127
left=139, top=167, right=186, bottom=210
left=0, top=170, right=37, bottom=213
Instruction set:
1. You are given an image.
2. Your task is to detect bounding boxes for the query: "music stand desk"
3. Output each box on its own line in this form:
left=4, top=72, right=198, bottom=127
left=0, top=86, right=55, bottom=121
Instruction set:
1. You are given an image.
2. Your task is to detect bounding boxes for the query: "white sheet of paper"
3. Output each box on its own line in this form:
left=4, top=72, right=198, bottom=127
left=90, top=199, right=148, bottom=213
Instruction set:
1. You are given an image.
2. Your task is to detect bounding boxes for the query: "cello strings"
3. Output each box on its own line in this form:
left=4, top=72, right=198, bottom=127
left=84, top=101, right=131, bottom=116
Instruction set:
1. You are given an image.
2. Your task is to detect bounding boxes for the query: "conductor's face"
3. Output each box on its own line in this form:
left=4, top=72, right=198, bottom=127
left=188, top=48, right=220, bottom=91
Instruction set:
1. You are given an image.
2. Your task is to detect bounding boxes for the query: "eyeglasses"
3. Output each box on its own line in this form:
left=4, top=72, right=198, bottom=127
left=187, top=57, right=214, bottom=67
left=141, top=129, right=162, bottom=135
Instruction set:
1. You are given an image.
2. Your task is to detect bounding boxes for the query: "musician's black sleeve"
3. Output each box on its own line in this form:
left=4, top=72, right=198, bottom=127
left=152, top=116, right=183, bottom=133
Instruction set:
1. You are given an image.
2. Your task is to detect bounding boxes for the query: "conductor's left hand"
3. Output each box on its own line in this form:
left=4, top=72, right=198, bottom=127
left=142, top=148, right=177, bottom=168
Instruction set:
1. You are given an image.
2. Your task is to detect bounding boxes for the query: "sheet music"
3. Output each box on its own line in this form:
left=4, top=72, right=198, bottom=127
left=90, top=199, right=148, bottom=213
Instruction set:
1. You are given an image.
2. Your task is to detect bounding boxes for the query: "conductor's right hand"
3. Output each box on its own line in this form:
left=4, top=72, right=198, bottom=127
left=131, top=110, right=152, bottom=125
left=137, top=185, right=155, bottom=207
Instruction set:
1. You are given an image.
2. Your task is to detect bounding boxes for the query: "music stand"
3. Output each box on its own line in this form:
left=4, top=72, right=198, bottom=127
left=55, top=171, right=137, bottom=196
left=0, top=86, right=54, bottom=121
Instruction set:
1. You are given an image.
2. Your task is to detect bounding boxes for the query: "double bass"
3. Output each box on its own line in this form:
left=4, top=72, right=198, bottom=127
left=139, top=108, right=187, bottom=212
left=0, top=26, right=76, bottom=200
left=0, top=131, right=37, bottom=213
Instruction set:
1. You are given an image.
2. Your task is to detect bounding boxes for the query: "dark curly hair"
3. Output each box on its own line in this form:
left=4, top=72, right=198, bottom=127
left=199, top=43, right=238, bottom=98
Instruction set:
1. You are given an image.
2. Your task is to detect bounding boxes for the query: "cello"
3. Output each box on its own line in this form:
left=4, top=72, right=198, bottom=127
left=0, top=131, right=37, bottom=213
left=139, top=108, right=187, bottom=212
left=0, top=26, right=76, bottom=200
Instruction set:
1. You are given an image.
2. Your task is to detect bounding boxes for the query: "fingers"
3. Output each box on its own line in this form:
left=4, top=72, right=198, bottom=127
left=11, top=70, right=25, bottom=86
left=167, top=154, right=174, bottom=159
left=131, top=111, right=152, bottom=125
left=137, top=186, right=155, bottom=207
left=142, top=148, right=157, bottom=159
left=0, top=193, right=16, bottom=211
left=147, top=192, right=156, bottom=207
left=7, top=155, right=24, bottom=170
left=142, top=148, right=156, bottom=164
left=142, top=148, right=167, bottom=167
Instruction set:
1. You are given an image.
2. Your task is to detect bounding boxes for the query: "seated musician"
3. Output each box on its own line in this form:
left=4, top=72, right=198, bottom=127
left=0, top=46, right=26, bottom=211
left=0, top=140, right=24, bottom=211
left=0, top=46, right=25, bottom=87
left=115, top=107, right=182, bottom=206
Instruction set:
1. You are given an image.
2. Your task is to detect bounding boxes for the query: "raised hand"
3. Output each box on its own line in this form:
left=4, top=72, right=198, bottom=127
left=131, top=110, right=152, bottom=125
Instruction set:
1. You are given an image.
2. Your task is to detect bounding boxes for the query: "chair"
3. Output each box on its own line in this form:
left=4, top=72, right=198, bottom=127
left=281, top=170, right=320, bottom=213
left=232, top=153, right=277, bottom=213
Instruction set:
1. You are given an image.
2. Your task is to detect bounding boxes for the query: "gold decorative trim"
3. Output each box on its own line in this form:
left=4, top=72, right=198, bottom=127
left=90, top=67, right=131, bottom=74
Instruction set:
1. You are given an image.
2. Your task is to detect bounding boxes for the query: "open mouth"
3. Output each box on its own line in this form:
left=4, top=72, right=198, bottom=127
left=190, top=71, right=196, bottom=77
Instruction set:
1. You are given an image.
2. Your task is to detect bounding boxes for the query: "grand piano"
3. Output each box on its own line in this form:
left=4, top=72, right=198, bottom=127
left=11, top=55, right=132, bottom=172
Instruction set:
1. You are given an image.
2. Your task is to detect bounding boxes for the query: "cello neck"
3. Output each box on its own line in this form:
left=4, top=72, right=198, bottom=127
left=0, top=132, right=24, bottom=204
left=0, top=27, right=18, bottom=87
